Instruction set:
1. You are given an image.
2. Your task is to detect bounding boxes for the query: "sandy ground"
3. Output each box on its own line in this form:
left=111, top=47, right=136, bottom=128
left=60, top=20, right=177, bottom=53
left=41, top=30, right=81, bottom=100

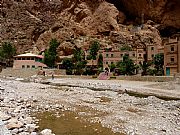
left=0, top=77, right=180, bottom=135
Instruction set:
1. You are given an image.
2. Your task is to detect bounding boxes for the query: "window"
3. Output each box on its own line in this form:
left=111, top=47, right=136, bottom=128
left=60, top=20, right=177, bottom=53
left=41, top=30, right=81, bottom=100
left=27, top=57, right=30, bottom=60
left=27, top=65, right=30, bottom=68
left=171, top=58, right=174, bottom=62
left=126, top=54, right=129, bottom=57
left=139, top=54, right=142, bottom=57
left=151, top=54, right=154, bottom=58
left=133, top=53, right=135, bottom=57
left=120, top=54, right=123, bottom=57
left=106, top=62, right=108, bottom=64
left=32, top=65, right=35, bottom=69
left=111, top=62, right=114, bottom=64
left=106, top=54, right=109, bottom=57
left=151, top=47, right=154, bottom=51
left=111, top=54, right=114, bottom=57
left=31, top=57, right=35, bottom=60
left=171, top=46, right=174, bottom=52
left=22, top=65, right=25, bottom=68
left=22, top=58, right=25, bottom=60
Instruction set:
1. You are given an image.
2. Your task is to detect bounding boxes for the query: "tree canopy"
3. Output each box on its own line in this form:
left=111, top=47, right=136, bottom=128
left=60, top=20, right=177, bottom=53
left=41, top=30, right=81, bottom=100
left=73, top=47, right=87, bottom=75
left=116, top=55, right=136, bottom=75
left=97, top=53, right=103, bottom=69
left=0, top=42, right=16, bottom=59
left=89, top=40, right=100, bottom=60
left=153, top=53, right=164, bottom=75
left=44, top=38, right=60, bottom=67
left=62, top=58, right=74, bottom=75
left=139, top=61, right=152, bottom=76
left=0, top=42, right=16, bottom=67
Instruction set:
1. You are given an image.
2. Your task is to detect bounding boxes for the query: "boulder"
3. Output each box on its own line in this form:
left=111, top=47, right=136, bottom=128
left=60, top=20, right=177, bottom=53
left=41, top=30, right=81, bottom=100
left=6, top=118, right=23, bottom=130
left=0, top=112, right=11, bottom=121
left=40, top=129, right=55, bottom=135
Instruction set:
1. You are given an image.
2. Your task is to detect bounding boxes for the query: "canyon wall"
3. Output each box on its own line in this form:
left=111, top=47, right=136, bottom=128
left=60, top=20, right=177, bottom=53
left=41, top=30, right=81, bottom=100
left=0, top=0, right=179, bottom=54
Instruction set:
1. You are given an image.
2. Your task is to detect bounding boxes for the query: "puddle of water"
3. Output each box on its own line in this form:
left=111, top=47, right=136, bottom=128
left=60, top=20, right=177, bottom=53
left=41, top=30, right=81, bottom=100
left=35, top=111, right=125, bottom=135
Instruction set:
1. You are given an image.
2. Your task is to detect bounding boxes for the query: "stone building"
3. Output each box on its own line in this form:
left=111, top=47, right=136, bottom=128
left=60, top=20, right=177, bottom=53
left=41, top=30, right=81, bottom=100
left=136, top=45, right=146, bottom=64
left=164, top=37, right=180, bottom=76
left=13, top=53, right=47, bottom=69
left=147, top=44, right=164, bottom=61
left=102, top=49, right=137, bottom=68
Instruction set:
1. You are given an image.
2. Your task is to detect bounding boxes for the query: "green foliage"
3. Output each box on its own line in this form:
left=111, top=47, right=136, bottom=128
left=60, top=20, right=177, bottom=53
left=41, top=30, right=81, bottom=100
left=148, top=68, right=157, bottom=76
left=0, top=42, right=16, bottom=59
left=74, top=60, right=87, bottom=75
left=97, top=53, right=103, bottom=68
left=44, top=39, right=60, bottom=67
left=62, top=58, right=74, bottom=75
left=139, top=61, right=152, bottom=76
left=86, top=55, right=92, bottom=60
left=73, top=47, right=87, bottom=75
left=84, top=67, right=94, bottom=75
left=153, top=53, right=164, bottom=76
left=73, top=47, right=85, bottom=62
left=116, top=55, right=136, bottom=75
left=109, top=63, right=116, bottom=72
left=89, top=40, right=100, bottom=60
left=0, top=42, right=16, bottom=67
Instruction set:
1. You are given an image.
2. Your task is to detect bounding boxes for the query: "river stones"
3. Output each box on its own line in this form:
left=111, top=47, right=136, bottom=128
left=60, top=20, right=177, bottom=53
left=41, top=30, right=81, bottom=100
left=40, top=129, right=55, bottom=135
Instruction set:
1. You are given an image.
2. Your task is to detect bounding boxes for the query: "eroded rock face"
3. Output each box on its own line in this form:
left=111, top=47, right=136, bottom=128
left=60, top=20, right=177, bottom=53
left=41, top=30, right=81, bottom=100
left=0, top=0, right=179, bottom=54
left=114, top=0, right=180, bottom=29
left=110, top=23, right=162, bottom=50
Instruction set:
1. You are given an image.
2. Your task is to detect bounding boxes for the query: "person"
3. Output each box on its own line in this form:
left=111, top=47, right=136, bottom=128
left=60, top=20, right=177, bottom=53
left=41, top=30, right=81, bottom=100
left=51, top=72, right=54, bottom=80
left=104, top=67, right=109, bottom=76
left=43, top=71, right=45, bottom=76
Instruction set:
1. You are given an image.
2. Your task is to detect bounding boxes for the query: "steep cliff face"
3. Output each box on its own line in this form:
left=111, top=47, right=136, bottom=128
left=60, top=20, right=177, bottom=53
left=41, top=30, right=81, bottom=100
left=109, top=0, right=180, bottom=28
left=0, top=0, right=179, bottom=54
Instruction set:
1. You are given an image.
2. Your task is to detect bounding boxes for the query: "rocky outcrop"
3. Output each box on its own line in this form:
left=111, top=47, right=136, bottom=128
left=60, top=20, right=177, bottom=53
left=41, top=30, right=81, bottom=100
left=110, top=0, right=180, bottom=29
left=0, top=0, right=179, bottom=54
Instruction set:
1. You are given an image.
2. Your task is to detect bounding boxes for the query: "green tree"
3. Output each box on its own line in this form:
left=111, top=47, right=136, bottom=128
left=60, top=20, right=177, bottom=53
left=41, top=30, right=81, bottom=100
left=153, top=53, right=164, bottom=75
left=89, top=40, right=100, bottom=60
left=0, top=42, right=16, bottom=58
left=44, top=39, right=60, bottom=67
left=73, top=47, right=85, bottom=62
left=73, top=47, right=87, bottom=75
left=116, top=55, right=136, bottom=75
left=139, top=61, right=152, bottom=76
left=109, top=63, right=116, bottom=72
left=97, top=53, right=103, bottom=68
left=74, top=60, right=87, bottom=75
left=0, top=42, right=16, bottom=67
left=62, top=58, right=74, bottom=75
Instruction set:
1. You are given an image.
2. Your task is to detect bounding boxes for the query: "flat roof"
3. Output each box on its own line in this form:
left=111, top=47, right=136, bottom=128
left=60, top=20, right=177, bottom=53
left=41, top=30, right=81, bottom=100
left=14, top=53, right=44, bottom=58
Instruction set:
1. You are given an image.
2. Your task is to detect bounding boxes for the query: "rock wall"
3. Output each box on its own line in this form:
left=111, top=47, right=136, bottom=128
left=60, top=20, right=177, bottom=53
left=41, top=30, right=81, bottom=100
left=112, top=0, right=180, bottom=29
left=0, top=0, right=179, bottom=54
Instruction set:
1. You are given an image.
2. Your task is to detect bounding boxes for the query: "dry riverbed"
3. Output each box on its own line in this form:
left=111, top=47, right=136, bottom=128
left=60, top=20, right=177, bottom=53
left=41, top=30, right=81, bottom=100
left=0, top=77, right=180, bottom=135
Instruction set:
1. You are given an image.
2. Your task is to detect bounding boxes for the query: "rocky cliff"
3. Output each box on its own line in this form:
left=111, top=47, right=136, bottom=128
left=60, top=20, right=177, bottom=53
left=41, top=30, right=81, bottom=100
left=0, top=0, right=179, bottom=54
